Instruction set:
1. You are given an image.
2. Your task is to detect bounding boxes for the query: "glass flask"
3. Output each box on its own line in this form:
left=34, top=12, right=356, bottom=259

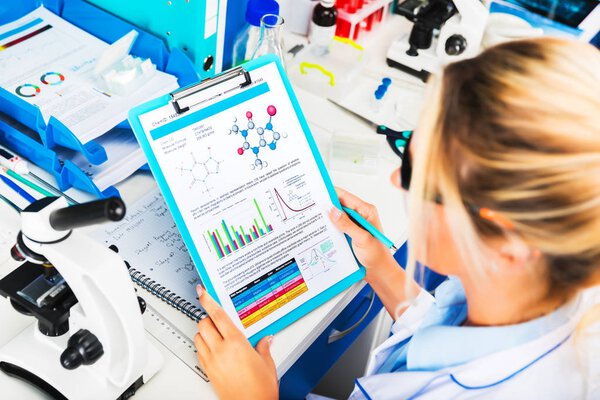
left=251, top=14, right=286, bottom=70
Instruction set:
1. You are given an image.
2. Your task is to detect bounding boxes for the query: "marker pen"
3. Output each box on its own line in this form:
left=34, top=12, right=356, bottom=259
left=0, top=146, right=29, bottom=174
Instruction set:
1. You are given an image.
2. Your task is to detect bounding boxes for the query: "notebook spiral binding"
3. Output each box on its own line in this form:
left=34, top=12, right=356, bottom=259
left=129, top=267, right=206, bottom=322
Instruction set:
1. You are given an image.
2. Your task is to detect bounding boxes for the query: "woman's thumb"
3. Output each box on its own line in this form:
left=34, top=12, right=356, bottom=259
left=256, top=336, right=276, bottom=370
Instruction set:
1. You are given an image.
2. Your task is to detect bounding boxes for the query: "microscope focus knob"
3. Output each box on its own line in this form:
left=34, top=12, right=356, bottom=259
left=137, top=296, right=147, bottom=314
left=60, top=329, right=104, bottom=370
left=445, top=34, right=467, bottom=56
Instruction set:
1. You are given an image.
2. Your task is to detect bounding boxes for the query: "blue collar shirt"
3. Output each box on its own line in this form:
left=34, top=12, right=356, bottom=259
left=374, top=278, right=572, bottom=374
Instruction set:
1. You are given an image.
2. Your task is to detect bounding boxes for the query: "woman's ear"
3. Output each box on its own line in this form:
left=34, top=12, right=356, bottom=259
left=495, top=236, right=542, bottom=273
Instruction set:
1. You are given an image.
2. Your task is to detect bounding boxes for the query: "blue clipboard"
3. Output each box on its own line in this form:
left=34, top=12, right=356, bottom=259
left=128, top=54, right=365, bottom=346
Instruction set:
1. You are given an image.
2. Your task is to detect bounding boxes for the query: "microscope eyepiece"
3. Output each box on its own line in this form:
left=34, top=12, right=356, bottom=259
left=49, top=197, right=126, bottom=231
left=106, top=198, right=126, bottom=221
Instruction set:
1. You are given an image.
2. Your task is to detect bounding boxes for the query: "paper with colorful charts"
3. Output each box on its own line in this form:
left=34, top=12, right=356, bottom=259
left=131, top=58, right=362, bottom=341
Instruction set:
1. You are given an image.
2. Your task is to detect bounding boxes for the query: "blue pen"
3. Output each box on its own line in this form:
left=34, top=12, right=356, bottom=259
left=0, top=173, right=36, bottom=203
left=342, top=206, right=398, bottom=251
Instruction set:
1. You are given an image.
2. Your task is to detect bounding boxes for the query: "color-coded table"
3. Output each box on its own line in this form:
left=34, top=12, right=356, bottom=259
left=230, top=259, right=308, bottom=328
left=207, top=198, right=273, bottom=259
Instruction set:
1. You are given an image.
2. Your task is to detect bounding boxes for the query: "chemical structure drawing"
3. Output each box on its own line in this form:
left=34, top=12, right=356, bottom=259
left=176, top=148, right=222, bottom=194
left=229, top=105, right=288, bottom=170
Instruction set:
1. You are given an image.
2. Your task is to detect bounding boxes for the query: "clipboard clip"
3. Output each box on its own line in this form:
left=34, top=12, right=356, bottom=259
left=170, top=67, right=252, bottom=114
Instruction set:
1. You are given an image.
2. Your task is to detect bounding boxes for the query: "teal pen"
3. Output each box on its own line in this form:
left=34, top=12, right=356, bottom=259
left=342, top=206, right=398, bottom=252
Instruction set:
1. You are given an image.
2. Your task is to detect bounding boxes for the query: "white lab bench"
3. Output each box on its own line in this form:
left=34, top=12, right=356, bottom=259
left=0, top=15, right=422, bottom=399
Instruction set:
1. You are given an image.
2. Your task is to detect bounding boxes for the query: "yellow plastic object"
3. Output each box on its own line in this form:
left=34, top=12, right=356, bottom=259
left=289, top=35, right=367, bottom=100
left=333, top=36, right=364, bottom=52
left=299, top=62, right=336, bottom=87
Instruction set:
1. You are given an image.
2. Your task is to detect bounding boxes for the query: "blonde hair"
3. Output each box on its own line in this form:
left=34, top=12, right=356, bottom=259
left=407, top=37, right=600, bottom=291
left=405, top=37, right=600, bottom=379
left=407, top=38, right=600, bottom=378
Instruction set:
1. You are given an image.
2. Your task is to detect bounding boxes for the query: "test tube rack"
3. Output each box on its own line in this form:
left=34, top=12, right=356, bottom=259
left=335, top=0, right=394, bottom=40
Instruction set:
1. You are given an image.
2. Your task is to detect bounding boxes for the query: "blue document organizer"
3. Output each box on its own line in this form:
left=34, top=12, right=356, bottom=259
left=0, top=0, right=199, bottom=197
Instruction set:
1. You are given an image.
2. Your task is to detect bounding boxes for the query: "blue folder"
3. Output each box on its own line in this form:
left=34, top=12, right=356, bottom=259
left=128, top=55, right=365, bottom=345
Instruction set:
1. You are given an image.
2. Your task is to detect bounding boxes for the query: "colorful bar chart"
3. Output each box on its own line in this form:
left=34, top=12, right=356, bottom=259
left=230, top=259, right=308, bottom=328
left=207, top=198, right=274, bottom=259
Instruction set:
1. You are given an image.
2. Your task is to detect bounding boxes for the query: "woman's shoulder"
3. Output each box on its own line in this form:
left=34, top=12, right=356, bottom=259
left=447, top=292, right=600, bottom=399
left=359, top=288, right=600, bottom=399
left=352, top=333, right=593, bottom=400
left=488, top=333, right=593, bottom=399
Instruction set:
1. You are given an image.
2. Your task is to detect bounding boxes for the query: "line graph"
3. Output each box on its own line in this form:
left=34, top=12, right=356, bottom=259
left=267, top=187, right=316, bottom=222
left=297, top=238, right=338, bottom=280
left=266, top=174, right=316, bottom=223
left=273, top=188, right=315, bottom=220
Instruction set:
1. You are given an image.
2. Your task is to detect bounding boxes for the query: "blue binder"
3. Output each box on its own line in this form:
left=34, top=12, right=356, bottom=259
left=129, top=55, right=365, bottom=345
left=0, top=0, right=199, bottom=197
left=86, top=0, right=227, bottom=76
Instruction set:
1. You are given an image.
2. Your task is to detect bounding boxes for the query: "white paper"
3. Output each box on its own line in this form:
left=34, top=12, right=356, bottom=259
left=89, top=188, right=202, bottom=310
left=0, top=7, right=178, bottom=143
left=135, top=62, right=361, bottom=338
left=55, top=128, right=146, bottom=191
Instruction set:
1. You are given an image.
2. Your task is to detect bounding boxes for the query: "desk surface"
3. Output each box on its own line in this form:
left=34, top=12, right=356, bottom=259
left=0, top=15, right=421, bottom=399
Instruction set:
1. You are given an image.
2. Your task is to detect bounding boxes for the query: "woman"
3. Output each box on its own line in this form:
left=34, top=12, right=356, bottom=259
left=193, top=37, right=600, bottom=399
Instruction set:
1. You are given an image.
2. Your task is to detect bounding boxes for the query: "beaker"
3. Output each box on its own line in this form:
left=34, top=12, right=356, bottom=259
left=252, top=14, right=286, bottom=70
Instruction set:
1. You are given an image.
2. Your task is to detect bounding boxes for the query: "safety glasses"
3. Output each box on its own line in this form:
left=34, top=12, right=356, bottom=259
left=397, top=130, right=413, bottom=191
left=396, top=131, right=514, bottom=230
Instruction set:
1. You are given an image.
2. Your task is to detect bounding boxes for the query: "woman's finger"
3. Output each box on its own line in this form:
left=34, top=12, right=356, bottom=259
left=329, top=207, right=373, bottom=246
left=197, top=314, right=224, bottom=348
left=255, top=336, right=276, bottom=373
left=334, top=187, right=383, bottom=230
left=197, top=285, right=241, bottom=340
left=193, top=332, right=210, bottom=364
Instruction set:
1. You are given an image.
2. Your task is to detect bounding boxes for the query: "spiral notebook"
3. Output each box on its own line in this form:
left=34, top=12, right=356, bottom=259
left=90, top=187, right=206, bottom=321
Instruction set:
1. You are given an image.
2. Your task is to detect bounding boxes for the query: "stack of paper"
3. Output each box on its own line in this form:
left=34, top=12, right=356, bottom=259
left=54, top=128, right=147, bottom=191
left=0, top=7, right=179, bottom=144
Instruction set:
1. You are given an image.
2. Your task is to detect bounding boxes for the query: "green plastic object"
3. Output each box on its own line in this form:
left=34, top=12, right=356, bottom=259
left=86, top=0, right=225, bottom=77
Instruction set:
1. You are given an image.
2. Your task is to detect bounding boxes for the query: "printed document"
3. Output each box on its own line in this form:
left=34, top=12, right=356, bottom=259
left=133, top=61, right=361, bottom=338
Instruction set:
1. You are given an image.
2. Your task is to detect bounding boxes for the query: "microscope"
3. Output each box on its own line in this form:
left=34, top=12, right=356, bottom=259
left=0, top=196, right=162, bottom=399
left=387, top=0, right=487, bottom=81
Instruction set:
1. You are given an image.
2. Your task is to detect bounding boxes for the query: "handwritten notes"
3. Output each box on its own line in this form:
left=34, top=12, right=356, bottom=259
left=90, top=188, right=201, bottom=307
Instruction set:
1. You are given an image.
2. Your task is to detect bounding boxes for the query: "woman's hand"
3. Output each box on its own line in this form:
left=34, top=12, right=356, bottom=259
left=194, top=286, right=278, bottom=400
left=329, top=187, right=394, bottom=272
left=330, top=188, right=418, bottom=318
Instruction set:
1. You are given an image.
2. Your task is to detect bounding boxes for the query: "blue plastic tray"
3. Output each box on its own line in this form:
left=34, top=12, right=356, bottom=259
left=0, top=0, right=199, bottom=197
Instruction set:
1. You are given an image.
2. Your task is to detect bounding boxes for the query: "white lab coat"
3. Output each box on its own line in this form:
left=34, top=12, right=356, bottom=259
left=348, top=287, right=600, bottom=399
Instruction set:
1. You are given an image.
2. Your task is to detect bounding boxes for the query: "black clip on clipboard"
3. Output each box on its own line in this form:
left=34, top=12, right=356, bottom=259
left=170, top=66, right=253, bottom=115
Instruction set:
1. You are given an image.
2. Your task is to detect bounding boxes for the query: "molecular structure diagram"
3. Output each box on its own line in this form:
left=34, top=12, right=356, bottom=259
left=229, top=105, right=287, bottom=170
left=176, top=148, right=222, bottom=194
